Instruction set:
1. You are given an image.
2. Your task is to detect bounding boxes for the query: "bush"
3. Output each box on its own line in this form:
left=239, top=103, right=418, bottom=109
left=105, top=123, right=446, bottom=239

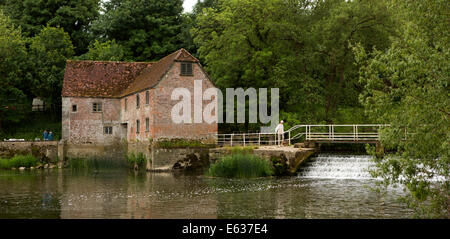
left=0, top=154, right=39, bottom=169
left=126, top=152, right=146, bottom=169
left=208, top=153, right=274, bottom=178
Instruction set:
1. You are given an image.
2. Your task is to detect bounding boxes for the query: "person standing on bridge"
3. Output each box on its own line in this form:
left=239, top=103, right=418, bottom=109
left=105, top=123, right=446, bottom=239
left=275, top=120, right=284, bottom=146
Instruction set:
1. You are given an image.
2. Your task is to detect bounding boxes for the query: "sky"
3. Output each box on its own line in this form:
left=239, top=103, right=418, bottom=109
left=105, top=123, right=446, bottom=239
left=183, top=0, right=197, bottom=13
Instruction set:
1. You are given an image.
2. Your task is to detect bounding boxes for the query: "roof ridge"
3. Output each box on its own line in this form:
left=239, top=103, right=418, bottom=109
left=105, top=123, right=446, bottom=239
left=66, top=59, right=156, bottom=64
left=118, top=48, right=193, bottom=97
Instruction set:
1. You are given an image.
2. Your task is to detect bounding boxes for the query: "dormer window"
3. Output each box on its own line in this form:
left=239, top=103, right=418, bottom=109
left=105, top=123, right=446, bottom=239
left=180, top=62, right=193, bottom=76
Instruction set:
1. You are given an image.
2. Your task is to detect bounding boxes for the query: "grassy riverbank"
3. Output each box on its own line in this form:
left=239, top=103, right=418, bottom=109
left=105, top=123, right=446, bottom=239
left=0, top=154, right=39, bottom=169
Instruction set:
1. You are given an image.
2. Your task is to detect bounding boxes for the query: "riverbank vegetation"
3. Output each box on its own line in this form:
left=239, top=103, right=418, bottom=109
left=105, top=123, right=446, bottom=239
left=126, top=152, right=147, bottom=170
left=0, top=154, right=38, bottom=169
left=0, top=0, right=447, bottom=217
left=154, top=138, right=216, bottom=149
left=221, top=146, right=258, bottom=154
left=208, top=153, right=274, bottom=178
left=66, top=157, right=127, bottom=171
left=355, top=0, right=449, bottom=218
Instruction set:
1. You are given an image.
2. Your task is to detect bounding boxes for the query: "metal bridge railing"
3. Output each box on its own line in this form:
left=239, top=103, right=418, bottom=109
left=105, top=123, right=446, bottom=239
left=214, top=124, right=390, bottom=146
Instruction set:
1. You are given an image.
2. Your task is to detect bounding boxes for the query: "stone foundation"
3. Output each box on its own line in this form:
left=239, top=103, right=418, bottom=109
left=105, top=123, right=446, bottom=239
left=150, top=146, right=211, bottom=171
left=0, top=141, right=59, bottom=163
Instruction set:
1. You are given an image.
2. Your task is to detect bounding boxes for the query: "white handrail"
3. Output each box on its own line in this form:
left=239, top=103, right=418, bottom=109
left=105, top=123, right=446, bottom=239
left=214, top=124, right=390, bottom=146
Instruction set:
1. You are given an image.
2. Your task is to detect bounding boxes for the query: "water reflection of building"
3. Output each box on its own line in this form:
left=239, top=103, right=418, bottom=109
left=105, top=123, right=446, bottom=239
left=124, top=172, right=218, bottom=219
left=59, top=171, right=219, bottom=219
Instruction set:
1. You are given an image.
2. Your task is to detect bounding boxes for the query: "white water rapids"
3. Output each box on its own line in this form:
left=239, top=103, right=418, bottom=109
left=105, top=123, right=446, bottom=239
left=298, top=154, right=376, bottom=180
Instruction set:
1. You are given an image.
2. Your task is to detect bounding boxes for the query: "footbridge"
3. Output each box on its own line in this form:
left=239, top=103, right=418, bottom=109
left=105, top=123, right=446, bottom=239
left=215, top=124, right=390, bottom=146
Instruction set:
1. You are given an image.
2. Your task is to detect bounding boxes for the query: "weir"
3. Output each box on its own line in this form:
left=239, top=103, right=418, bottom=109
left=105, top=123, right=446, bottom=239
left=298, top=154, right=375, bottom=179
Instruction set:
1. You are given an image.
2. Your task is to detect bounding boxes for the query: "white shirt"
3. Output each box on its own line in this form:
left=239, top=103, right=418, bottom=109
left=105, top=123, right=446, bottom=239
left=275, top=123, right=284, bottom=134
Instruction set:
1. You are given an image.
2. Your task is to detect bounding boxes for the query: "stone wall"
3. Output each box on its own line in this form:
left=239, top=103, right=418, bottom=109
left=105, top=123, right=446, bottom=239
left=63, top=141, right=127, bottom=161
left=0, top=141, right=59, bottom=162
left=127, top=140, right=152, bottom=170
left=150, top=146, right=211, bottom=171
left=118, top=62, right=218, bottom=143
left=151, top=62, right=218, bottom=140
left=62, top=97, right=123, bottom=144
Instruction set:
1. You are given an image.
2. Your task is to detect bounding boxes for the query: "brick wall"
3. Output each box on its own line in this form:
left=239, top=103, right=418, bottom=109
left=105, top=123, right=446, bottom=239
left=151, top=62, right=218, bottom=140
left=120, top=61, right=218, bottom=142
left=62, top=61, right=218, bottom=157
left=62, top=97, right=123, bottom=144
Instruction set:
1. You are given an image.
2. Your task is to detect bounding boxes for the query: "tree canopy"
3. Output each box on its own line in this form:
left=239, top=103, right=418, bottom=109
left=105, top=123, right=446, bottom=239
left=192, top=0, right=395, bottom=129
left=90, top=0, right=184, bottom=61
left=355, top=0, right=449, bottom=217
left=0, top=0, right=100, bottom=54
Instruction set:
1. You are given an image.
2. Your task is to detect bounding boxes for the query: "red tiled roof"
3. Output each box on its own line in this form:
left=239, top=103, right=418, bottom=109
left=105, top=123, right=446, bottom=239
left=62, top=49, right=199, bottom=98
left=62, top=60, right=153, bottom=98
left=119, top=48, right=199, bottom=97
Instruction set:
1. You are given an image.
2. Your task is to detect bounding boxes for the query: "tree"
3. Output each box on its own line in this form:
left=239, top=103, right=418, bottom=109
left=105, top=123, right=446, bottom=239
left=29, top=26, right=74, bottom=105
left=178, top=0, right=220, bottom=57
left=0, top=0, right=100, bottom=55
left=192, top=0, right=395, bottom=130
left=76, top=40, right=126, bottom=61
left=91, top=0, right=184, bottom=61
left=0, top=11, right=30, bottom=131
left=355, top=0, right=449, bottom=217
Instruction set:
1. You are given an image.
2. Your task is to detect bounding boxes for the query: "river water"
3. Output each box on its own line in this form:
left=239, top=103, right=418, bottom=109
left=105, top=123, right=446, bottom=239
left=0, top=154, right=413, bottom=218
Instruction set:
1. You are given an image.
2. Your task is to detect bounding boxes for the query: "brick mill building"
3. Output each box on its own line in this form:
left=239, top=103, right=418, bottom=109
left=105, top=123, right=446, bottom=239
left=61, top=49, right=218, bottom=149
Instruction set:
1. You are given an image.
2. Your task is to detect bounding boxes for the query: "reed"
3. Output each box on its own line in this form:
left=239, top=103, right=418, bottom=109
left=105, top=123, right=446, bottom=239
left=66, top=157, right=127, bottom=171
left=126, top=152, right=147, bottom=169
left=0, top=154, right=39, bottom=169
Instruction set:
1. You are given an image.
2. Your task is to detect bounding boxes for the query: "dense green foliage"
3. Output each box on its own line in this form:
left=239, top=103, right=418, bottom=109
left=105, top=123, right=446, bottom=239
left=90, top=0, right=184, bottom=61
left=0, top=154, right=38, bottom=169
left=76, top=40, right=126, bottom=61
left=0, top=0, right=447, bottom=217
left=126, top=152, right=147, bottom=169
left=355, top=0, right=449, bottom=218
left=0, top=11, right=30, bottom=130
left=0, top=0, right=100, bottom=54
left=208, top=153, right=274, bottom=178
left=0, top=112, right=61, bottom=141
left=192, top=0, right=395, bottom=131
left=29, top=26, right=74, bottom=104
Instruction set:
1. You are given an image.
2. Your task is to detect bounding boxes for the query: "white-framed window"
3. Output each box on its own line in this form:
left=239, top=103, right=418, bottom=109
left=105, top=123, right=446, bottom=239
left=104, top=126, right=113, bottom=134
left=93, top=102, right=102, bottom=112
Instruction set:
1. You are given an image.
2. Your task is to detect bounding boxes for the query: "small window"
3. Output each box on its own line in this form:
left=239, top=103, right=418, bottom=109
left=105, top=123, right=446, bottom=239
left=145, top=91, right=149, bottom=105
left=124, top=98, right=127, bottom=111
left=136, top=94, right=140, bottom=108
left=136, top=120, right=140, bottom=134
left=104, top=126, right=113, bottom=134
left=180, top=62, right=193, bottom=76
left=93, top=102, right=102, bottom=112
left=72, top=104, right=77, bottom=112
left=145, top=118, right=149, bottom=132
